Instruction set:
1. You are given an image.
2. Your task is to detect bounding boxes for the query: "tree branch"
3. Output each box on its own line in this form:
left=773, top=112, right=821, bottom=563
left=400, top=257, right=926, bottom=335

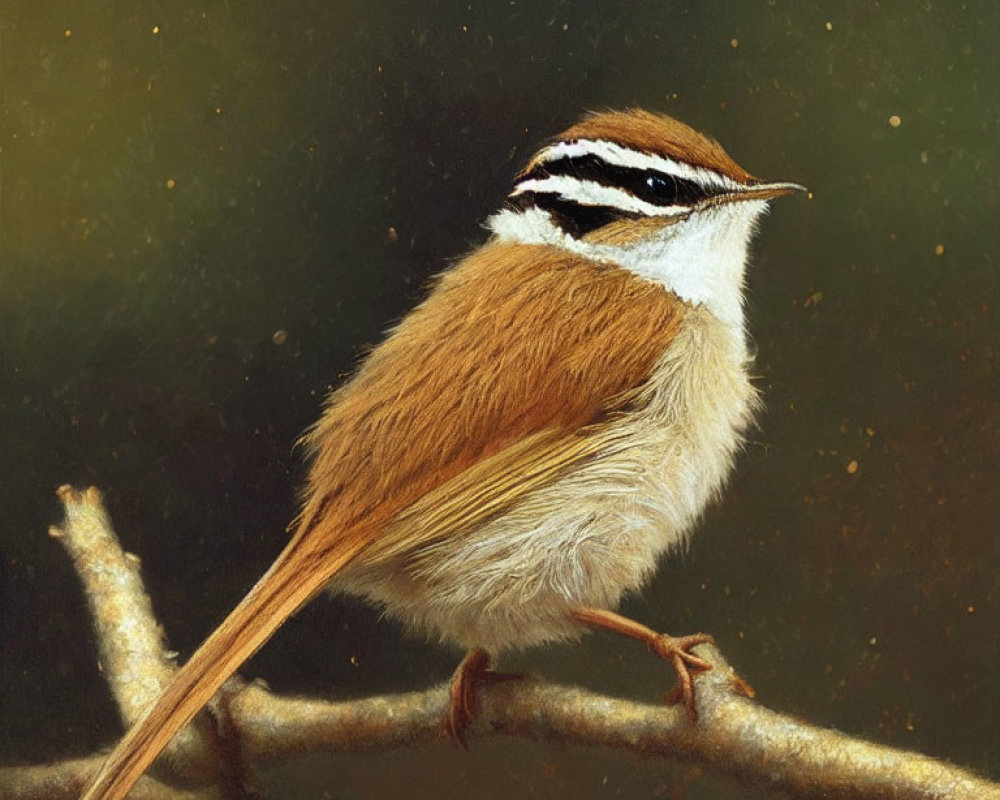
left=1, top=486, right=996, bottom=800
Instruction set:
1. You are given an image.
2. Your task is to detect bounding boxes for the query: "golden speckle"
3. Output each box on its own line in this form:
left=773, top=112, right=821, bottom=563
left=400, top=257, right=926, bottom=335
left=888, top=114, right=902, bottom=128
left=271, top=329, right=288, bottom=346
left=847, top=459, right=859, bottom=475
left=730, top=37, right=739, bottom=48
left=869, top=636, right=877, bottom=646
left=934, top=244, right=945, bottom=255
left=152, top=25, right=160, bottom=34
left=165, top=178, right=176, bottom=189
left=64, top=28, right=73, bottom=38
left=349, top=654, right=360, bottom=667
left=825, top=21, right=833, bottom=31
left=215, top=107, right=222, bottom=115
left=807, top=191, right=814, bottom=200
left=384, top=226, right=399, bottom=245
left=865, top=427, right=875, bottom=437
left=967, top=605, right=975, bottom=614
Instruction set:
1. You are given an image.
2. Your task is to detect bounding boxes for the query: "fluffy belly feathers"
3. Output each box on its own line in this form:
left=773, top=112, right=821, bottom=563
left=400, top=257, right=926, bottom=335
left=333, top=305, right=756, bottom=653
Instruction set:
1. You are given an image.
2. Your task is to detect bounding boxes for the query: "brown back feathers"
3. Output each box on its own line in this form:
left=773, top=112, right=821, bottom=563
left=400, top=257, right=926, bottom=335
left=298, top=240, right=686, bottom=553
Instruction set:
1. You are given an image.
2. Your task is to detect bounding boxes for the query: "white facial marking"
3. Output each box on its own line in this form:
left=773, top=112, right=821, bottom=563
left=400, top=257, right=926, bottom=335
left=536, top=139, right=740, bottom=193
left=512, top=175, right=690, bottom=218
left=487, top=198, right=770, bottom=342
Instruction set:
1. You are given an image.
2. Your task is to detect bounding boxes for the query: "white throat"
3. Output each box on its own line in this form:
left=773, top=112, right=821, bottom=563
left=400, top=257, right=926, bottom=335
left=487, top=199, right=770, bottom=345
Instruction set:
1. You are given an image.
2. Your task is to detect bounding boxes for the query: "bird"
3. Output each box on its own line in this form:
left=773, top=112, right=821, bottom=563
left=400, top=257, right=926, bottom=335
left=80, top=108, right=804, bottom=798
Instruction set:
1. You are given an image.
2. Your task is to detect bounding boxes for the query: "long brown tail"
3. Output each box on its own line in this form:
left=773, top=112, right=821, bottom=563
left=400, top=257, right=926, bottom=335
left=80, top=524, right=370, bottom=800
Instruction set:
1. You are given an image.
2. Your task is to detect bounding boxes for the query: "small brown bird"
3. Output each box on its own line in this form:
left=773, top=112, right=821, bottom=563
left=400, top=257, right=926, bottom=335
left=81, top=109, right=804, bottom=798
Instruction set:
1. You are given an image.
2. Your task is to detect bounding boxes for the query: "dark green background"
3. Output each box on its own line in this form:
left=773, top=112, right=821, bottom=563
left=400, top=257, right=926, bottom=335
left=1, top=1, right=997, bottom=797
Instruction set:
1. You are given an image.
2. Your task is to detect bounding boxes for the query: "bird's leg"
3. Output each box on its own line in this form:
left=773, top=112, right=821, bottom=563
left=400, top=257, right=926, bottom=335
left=570, top=607, right=716, bottom=726
left=446, top=648, right=521, bottom=748
left=447, top=648, right=490, bottom=749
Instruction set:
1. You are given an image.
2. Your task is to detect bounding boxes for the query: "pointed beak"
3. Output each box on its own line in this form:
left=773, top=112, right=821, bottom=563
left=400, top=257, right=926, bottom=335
left=740, top=180, right=809, bottom=201
left=697, top=180, right=808, bottom=212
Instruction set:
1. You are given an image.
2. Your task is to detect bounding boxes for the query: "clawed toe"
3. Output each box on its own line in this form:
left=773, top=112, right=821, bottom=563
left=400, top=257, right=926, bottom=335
left=446, top=649, right=490, bottom=749
left=446, top=649, right=522, bottom=748
left=569, top=608, right=723, bottom=728
left=650, top=632, right=715, bottom=726
left=651, top=633, right=714, bottom=671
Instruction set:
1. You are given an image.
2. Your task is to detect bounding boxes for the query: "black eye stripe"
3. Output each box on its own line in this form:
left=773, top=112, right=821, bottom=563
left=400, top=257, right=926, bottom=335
left=506, top=191, right=639, bottom=237
left=516, top=154, right=711, bottom=208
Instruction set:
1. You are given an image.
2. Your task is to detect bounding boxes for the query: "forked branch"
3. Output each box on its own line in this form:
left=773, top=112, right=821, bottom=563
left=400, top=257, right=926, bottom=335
left=0, top=486, right=996, bottom=800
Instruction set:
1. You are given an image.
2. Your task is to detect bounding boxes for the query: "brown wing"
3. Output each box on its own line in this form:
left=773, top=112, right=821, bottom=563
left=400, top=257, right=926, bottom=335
left=299, top=240, right=687, bottom=549
left=368, top=424, right=621, bottom=564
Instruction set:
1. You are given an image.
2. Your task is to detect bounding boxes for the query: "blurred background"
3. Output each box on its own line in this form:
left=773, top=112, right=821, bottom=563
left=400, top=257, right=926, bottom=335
left=1, top=1, right=997, bottom=797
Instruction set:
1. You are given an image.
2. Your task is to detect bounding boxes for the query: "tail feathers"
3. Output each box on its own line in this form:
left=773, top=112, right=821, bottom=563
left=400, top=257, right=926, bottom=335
left=80, top=528, right=369, bottom=800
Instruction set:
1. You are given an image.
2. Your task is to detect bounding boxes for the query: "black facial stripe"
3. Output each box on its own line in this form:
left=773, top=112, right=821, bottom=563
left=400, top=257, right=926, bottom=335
left=506, top=191, right=639, bottom=237
left=516, top=154, right=712, bottom=208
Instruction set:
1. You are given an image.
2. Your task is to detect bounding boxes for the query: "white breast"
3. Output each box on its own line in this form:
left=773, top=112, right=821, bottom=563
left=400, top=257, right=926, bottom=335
left=334, top=305, right=757, bottom=654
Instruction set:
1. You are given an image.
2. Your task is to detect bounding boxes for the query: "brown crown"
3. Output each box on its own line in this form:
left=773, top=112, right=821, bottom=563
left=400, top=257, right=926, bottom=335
left=554, top=109, right=755, bottom=185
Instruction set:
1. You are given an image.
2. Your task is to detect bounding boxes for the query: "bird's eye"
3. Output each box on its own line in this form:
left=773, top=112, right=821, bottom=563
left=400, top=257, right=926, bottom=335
left=645, top=173, right=677, bottom=204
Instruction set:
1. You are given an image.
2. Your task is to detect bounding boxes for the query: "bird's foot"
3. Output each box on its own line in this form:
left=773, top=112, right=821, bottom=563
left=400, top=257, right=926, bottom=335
left=446, top=648, right=521, bottom=749
left=570, top=607, right=728, bottom=726
left=648, top=632, right=715, bottom=725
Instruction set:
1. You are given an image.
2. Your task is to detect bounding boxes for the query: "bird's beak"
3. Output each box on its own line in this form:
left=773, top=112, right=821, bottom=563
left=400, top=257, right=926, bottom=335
left=740, top=181, right=809, bottom=201
left=698, top=180, right=808, bottom=212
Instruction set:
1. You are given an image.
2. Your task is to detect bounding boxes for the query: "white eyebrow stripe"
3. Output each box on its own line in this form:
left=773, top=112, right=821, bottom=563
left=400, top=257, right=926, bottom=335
left=535, top=139, right=740, bottom=192
left=511, top=175, right=691, bottom=217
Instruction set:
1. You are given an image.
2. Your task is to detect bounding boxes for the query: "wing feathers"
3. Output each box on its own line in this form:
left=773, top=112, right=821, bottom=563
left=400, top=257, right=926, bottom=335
left=371, top=423, right=624, bottom=564
left=301, top=241, right=687, bottom=547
